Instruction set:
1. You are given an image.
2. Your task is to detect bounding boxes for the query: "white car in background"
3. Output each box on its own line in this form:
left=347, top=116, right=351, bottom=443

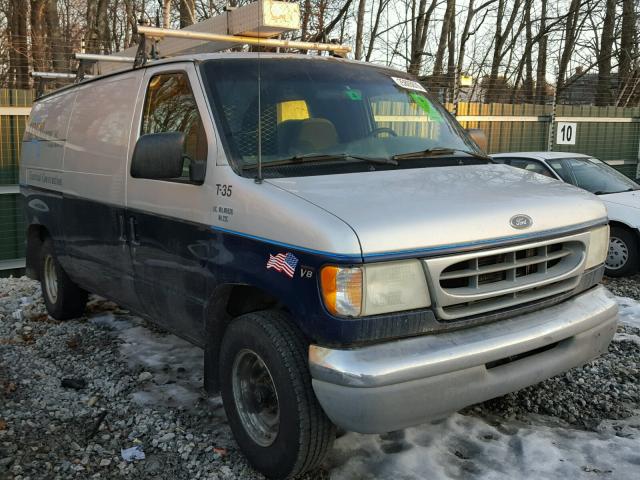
left=493, top=152, right=640, bottom=277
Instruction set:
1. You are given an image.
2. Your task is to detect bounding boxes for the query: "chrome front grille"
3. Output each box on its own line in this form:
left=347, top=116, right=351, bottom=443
left=424, top=232, right=590, bottom=320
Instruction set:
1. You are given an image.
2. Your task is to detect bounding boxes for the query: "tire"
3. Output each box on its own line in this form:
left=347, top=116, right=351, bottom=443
left=605, top=226, right=639, bottom=277
left=219, top=310, right=335, bottom=479
left=39, top=238, right=88, bottom=319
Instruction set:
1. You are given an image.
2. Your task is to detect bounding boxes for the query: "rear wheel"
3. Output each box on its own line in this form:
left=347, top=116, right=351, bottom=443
left=606, top=226, right=639, bottom=277
left=39, top=238, right=88, bottom=319
left=219, top=310, right=335, bottom=479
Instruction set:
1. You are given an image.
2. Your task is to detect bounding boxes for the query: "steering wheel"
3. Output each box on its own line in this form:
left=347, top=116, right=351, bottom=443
left=368, top=127, right=398, bottom=137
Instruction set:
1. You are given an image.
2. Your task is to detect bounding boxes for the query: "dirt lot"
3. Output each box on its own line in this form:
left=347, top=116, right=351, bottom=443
left=1, top=275, right=639, bottom=479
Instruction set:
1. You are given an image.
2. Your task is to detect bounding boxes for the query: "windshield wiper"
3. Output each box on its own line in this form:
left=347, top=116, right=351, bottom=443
left=594, top=188, right=635, bottom=195
left=392, top=147, right=493, bottom=162
left=242, top=153, right=398, bottom=170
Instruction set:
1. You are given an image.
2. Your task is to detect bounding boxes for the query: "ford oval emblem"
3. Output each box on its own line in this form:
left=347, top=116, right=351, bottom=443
left=510, top=214, right=533, bottom=229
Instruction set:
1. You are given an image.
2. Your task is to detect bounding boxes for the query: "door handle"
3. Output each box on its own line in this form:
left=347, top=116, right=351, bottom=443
left=129, top=217, right=140, bottom=246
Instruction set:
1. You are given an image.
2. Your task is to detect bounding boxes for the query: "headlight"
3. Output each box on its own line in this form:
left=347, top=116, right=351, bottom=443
left=585, top=225, right=609, bottom=269
left=320, top=260, right=430, bottom=317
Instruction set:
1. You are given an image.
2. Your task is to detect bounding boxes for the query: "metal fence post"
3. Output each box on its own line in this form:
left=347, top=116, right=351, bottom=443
left=547, top=78, right=558, bottom=152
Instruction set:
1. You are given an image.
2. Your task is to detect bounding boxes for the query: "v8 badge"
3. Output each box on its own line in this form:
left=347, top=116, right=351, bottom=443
left=300, top=266, right=314, bottom=279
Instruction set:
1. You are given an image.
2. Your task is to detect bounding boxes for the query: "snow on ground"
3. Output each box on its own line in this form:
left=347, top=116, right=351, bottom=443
left=616, top=296, right=640, bottom=328
left=86, top=295, right=640, bottom=480
left=329, top=412, right=640, bottom=480
left=89, top=313, right=224, bottom=415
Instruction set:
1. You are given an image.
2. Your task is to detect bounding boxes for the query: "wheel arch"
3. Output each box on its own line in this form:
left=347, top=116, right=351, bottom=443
left=608, top=219, right=639, bottom=237
left=203, top=283, right=297, bottom=394
left=25, top=223, right=50, bottom=280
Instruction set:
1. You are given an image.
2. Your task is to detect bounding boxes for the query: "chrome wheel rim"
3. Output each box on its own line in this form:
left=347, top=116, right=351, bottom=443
left=43, top=255, right=58, bottom=303
left=231, top=348, right=280, bottom=447
left=607, top=237, right=629, bottom=270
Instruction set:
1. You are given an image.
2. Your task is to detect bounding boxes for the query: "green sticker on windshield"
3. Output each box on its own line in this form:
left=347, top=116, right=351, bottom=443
left=344, top=88, right=362, bottom=101
left=409, top=92, right=442, bottom=122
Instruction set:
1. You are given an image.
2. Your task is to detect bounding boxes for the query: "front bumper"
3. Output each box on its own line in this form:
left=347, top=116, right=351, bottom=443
left=309, top=285, right=618, bottom=434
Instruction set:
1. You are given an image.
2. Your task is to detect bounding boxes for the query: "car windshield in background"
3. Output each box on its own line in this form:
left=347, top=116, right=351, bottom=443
left=547, top=157, right=639, bottom=195
left=200, top=58, right=481, bottom=176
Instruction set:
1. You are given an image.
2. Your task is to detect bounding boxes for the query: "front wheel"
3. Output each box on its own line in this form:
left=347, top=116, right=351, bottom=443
left=219, top=310, right=335, bottom=479
left=605, top=226, right=639, bottom=277
left=39, top=238, right=88, bottom=319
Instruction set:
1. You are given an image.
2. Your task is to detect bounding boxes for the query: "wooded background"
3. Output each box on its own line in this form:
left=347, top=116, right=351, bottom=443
left=0, top=0, right=638, bottom=105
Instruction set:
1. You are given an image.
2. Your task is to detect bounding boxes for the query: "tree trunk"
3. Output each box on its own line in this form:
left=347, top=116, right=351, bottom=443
left=557, top=0, right=581, bottom=94
left=124, top=0, right=137, bottom=47
left=354, top=0, right=366, bottom=60
left=456, top=0, right=475, bottom=76
left=300, top=0, right=311, bottom=40
left=163, top=0, right=171, bottom=28
left=523, top=0, right=534, bottom=101
left=9, top=0, right=29, bottom=88
left=365, top=0, right=388, bottom=62
left=535, top=0, right=548, bottom=103
left=86, top=0, right=99, bottom=53
left=180, top=0, right=196, bottom=28
left=485, top=0, right=522, bottom=102
left=432, top=0, right=455, bottom=76
left=619, top=0, right=636, bottom=99
left=407, top=0, right=438, bottom=76
left=46, top=0, right=66, bottom=75
left=31, top=1, right=47, bottom=73
left=596, top=0, right=615, bottom=106
left=446, top=11, right=456, bottom=101
left=96, top=0, right=111, bottom=53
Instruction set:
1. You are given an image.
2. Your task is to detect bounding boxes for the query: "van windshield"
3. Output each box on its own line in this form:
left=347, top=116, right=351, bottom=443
left=200, top=58, right=482, bottom=176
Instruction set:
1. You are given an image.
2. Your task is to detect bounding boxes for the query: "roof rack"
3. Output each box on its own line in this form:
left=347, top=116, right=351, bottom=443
left=135, top=25, right=350, bottom=57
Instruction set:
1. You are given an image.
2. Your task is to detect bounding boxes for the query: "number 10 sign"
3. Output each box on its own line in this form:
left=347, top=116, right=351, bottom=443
left=556, top=122, right=577, bottom=145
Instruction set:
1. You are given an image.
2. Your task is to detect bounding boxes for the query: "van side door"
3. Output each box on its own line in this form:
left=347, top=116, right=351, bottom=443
left=126, top=64, right=216, bottom=343
left=61, top=72, right=144, bottom=311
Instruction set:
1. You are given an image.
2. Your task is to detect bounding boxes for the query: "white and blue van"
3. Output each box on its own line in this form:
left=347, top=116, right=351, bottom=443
left=20, top=53, right=617, bottom=478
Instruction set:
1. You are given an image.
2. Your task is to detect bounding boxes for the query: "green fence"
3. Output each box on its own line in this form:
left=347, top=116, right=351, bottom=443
left=0, top=89, right=33, bottom=277
left=453, top=102, right=640, bottom=177
left=1, top=93, right=639, bottom=276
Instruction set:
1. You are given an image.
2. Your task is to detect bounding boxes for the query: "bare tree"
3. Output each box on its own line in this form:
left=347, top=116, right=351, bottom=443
left=180, top=0, right=196, bottom=27
left=407, top=0, right=438, bottom=75
left=485, top=0, right=523, bottom=102
left=535, top=0, right=548, bottom=103
left=354, top=0, right=366, bottom=60
left=618, top=0, right=637, bottom=93
left=596, top=0, right=615, bottom=106
left=8, top=0, right=29, bottom=88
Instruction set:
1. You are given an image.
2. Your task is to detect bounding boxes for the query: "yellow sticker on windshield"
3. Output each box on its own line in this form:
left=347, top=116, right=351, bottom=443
left=277, top=100, right=310, bottom=123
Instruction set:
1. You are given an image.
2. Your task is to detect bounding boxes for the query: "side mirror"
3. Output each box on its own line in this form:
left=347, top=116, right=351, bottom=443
left=467, top=128, right=488, bottom=152
left=131, top=132, right=185, bottom=180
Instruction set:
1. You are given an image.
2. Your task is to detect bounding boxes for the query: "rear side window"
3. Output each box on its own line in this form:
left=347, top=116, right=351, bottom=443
left=141, top=72, right=207, bottom=182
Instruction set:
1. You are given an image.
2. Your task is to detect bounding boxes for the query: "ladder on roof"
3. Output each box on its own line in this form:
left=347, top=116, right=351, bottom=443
left=32, top=0, right=350, bottom=92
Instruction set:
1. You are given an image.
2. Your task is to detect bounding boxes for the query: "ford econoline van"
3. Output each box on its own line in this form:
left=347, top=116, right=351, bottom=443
left=20, top=53, right=617, bottom=479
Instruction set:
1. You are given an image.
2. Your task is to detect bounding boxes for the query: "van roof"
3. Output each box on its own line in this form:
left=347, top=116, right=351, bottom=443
left=36, top=52, right=404, bottom=101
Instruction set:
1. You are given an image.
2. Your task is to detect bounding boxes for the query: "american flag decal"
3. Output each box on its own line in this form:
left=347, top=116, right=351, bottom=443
left=266, top=252, right=299, bottom=278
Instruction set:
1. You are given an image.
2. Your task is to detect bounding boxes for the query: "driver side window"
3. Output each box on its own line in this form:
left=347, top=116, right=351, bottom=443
left=141, top=72, right=207, bottom=182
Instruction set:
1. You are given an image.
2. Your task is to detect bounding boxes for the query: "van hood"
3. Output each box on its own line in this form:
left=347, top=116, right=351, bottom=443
left=268, top=164, right=607, bottom=258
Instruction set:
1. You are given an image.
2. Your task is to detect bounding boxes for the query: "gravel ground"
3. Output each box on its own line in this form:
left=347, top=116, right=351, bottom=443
left=1, top=276, right=639, bottom=480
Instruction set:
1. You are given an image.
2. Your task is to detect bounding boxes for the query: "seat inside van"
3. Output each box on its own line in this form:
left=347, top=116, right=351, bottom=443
left=278, top=118, right=339, bottom=154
